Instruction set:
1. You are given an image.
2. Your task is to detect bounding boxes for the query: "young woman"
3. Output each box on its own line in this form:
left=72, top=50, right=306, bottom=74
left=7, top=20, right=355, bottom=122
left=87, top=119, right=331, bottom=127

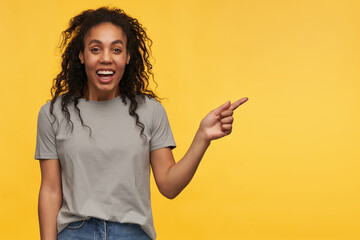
left=35, top=7, right=248, bottom=240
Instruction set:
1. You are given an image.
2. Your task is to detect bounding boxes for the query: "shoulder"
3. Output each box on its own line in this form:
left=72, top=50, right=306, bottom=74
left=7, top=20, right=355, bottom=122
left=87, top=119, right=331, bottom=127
left=135, top=94, right=163, bottom=111
left=133, top=95, right=169, bottom=125
left=38, top=95, right=65, bottom=120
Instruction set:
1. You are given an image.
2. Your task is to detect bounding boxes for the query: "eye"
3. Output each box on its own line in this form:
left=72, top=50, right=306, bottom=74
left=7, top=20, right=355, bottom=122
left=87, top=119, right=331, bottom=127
left=113, top=48, right=122, bottom=54
left=90, top=48, right=100, bottom=53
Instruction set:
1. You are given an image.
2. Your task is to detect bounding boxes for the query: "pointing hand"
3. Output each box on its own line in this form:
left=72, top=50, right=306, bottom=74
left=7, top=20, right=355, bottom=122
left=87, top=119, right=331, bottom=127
left=199, top=97, right=248, bottom=142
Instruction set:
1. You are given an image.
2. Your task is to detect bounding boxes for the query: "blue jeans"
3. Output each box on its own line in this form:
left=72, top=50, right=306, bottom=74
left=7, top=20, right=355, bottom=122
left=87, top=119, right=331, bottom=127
left=57, top=217, right=152, bottom=240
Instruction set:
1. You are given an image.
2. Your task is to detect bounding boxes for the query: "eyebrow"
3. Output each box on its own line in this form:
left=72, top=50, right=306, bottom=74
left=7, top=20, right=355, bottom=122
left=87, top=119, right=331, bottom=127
left=88, top=39, right=124, bottom=46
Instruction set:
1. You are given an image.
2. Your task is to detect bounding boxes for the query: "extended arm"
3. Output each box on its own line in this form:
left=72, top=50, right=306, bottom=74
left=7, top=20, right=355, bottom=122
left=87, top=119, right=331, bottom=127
left=38, top=159, right=63, bottom=240
left=150, top=97, right=248, bottom=199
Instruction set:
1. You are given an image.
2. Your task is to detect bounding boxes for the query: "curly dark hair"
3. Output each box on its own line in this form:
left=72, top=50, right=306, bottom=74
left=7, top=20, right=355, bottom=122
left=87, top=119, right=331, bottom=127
left=49, top=6, right=160, bottom=139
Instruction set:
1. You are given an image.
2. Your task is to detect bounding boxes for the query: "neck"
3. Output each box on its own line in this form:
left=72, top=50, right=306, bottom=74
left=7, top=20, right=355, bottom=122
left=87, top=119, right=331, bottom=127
left=83, top=87, right=120, bottom=101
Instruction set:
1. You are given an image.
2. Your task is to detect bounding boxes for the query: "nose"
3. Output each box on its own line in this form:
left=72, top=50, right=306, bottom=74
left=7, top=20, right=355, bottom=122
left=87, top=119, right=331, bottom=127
left=100, top=50, right=113, bottom=64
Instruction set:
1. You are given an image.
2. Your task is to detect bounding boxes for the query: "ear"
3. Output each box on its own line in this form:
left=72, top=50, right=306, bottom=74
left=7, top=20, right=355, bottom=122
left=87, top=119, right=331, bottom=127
left=126, top=53, right=130, bottom=65
left=79, top=51, right=84, bottom=64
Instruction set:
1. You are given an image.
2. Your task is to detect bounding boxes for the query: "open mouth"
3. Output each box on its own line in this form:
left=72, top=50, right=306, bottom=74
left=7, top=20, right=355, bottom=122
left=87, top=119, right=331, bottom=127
left=96, top=70, right=115, bottom=81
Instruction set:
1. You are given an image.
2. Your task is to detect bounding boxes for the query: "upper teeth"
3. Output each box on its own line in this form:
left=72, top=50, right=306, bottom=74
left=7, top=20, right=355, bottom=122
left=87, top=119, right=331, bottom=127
left=97, top=70, right=114, bottom=75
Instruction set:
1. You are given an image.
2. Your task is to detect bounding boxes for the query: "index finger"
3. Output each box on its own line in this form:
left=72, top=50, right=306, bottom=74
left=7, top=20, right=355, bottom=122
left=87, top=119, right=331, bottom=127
left=229, top=97, right=249, bottom=111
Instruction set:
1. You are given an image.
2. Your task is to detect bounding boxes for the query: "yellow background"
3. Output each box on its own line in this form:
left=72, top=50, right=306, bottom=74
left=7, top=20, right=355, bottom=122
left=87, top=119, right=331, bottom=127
left=0, top=0, right=359, bottom=239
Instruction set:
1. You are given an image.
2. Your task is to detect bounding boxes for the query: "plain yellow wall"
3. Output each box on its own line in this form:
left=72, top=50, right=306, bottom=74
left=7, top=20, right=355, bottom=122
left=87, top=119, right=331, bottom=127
left=1, top=0, right=359, bottom=239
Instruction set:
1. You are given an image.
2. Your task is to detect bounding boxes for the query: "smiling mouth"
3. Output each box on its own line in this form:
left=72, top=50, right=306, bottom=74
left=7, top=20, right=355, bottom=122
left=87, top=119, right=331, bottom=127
left=96, top=70, right=115, bottom=81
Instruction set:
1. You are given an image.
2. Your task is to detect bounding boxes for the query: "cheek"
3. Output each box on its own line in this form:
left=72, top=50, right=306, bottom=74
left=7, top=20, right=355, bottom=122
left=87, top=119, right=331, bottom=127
left=84, top=60, right=97, bottom=72
left=83, top=52, right=97, bottom=66
left=119, top=53, right=129, bottom=63
left=114, top=59, right=128, bottom=70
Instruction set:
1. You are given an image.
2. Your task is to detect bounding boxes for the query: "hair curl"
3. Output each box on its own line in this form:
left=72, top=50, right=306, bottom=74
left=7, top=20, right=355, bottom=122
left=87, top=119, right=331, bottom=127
left=49, top=7, right=160, bottom=139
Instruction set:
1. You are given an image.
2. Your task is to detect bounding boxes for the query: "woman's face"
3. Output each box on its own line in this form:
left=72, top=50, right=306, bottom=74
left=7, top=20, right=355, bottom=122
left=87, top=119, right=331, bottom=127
left=79, top=22, right=130, bottom=100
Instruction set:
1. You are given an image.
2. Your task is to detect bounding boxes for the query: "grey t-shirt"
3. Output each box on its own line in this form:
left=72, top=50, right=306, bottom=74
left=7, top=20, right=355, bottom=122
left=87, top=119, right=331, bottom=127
left=34, top=95, right=176, bottom=239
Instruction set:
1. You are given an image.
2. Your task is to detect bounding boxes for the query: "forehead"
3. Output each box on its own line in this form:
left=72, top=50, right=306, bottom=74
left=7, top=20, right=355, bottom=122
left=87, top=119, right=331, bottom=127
left=84, top=22, right=127, bottom=44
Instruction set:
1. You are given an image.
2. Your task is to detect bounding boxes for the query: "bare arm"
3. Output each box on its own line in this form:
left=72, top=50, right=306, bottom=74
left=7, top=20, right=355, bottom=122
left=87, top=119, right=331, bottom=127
left=38, top=159, right=63, bottom=240
left=151, top=97, right=248, bottom=199
left=150, top=130, right=210, bottom=199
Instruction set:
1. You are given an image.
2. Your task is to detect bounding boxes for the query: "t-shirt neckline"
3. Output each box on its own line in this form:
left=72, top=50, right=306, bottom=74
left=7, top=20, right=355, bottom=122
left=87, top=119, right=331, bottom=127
left=78, top=96, right=121, bottom=104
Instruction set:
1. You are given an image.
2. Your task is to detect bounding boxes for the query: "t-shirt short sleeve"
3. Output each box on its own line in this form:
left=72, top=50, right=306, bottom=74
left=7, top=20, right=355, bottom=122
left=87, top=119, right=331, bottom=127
left=149, top=102, right=176, bottom=152
left=34, top=106, right=59, bottom=160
